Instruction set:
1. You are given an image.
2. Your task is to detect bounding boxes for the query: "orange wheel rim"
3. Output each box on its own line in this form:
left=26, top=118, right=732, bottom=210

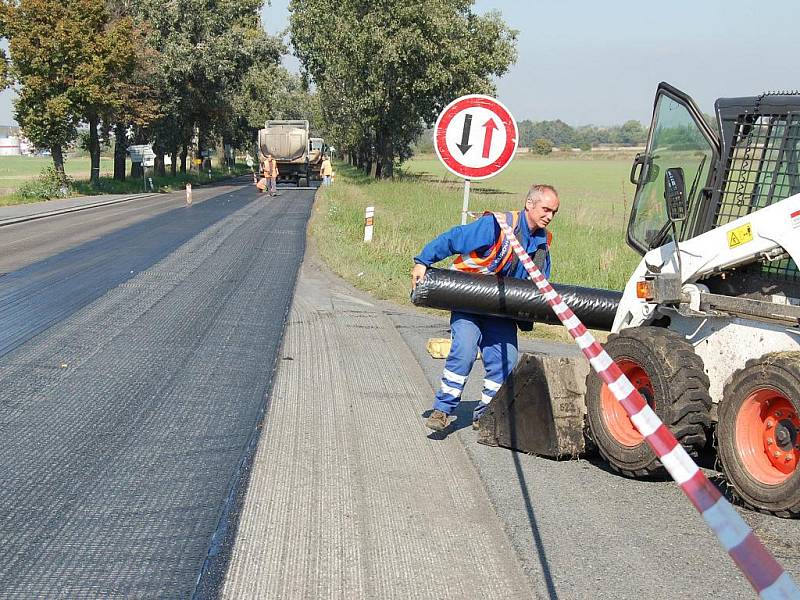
left=735, top=389, right=799, bottom=485
left=600, top=359, right=654, bottom=447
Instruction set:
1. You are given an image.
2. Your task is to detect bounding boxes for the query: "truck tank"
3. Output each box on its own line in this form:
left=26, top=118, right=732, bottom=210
left=257, top=120, right=310, bottom=186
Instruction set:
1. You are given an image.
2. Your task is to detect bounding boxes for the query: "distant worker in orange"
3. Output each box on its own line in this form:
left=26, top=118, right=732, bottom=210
left=262, top=153, right=279, bottom=197
left=320, top=154, right=333, bottom=186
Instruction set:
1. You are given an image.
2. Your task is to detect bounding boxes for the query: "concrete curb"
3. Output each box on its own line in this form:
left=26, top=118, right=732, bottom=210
left=0, top=193, right=160, bottom=227
left=0, top=174, right=258, bottom=228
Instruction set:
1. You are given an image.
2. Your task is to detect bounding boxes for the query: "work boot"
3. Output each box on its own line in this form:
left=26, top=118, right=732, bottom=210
left=426, top=409, right=451, bottom=431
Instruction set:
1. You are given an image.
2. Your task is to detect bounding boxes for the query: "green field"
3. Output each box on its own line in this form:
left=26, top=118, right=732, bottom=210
left=0, top=154, right=249, bottom=206
left=0, top=155, right=119, bottom=193
left=310, top=153, right=643, bottom=312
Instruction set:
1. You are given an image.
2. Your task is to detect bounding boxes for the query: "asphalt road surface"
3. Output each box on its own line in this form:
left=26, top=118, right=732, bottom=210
left=1, top=179, right=799, bottom=599
left=0, top=181, right=314, bottom=596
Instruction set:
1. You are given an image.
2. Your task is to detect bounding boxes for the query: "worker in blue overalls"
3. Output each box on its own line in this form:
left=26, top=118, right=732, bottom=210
left=412, top=184, right=560, bottom=432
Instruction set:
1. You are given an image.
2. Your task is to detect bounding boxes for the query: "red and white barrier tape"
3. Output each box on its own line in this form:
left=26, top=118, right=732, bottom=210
left=497, top=216, right=799, bottom=599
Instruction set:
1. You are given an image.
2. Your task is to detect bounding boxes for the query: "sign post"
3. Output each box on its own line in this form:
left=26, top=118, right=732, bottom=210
left=128, top=144, right=156, bottom=193
left=461, top=180, right=471, bottom=225
left=433, top=95, right=518, bottom=224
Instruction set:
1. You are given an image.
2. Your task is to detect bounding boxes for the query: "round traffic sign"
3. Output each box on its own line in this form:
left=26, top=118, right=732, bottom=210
left=434, top=94, right=518, bottom=180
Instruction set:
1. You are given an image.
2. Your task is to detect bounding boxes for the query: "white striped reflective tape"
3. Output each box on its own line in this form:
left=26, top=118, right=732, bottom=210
left=542, top=289, right=558, bottom=301
left=562, top=314, right=581, bottom=330
left=760, top=573, right=800, bottom=600
left=589, top=352, right=613, bottom=372
left=440, top=383, right=463, bottom=398
left=442, top=368, right=467, bottom=384
left=552, top=301, right=570, bottom=315
left=574, top=331, right=596, bottom=351
left=483, top=379, right=502, bottom=391
left=607, top=373, right=635, bottom=399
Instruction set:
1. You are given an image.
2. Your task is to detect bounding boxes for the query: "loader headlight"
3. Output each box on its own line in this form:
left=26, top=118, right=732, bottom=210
left=636, top=280, right=654, bottom=301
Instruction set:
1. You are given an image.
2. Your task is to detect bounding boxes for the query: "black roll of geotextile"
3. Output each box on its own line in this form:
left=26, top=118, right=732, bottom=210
left=411, top=267, right=622, bottom=331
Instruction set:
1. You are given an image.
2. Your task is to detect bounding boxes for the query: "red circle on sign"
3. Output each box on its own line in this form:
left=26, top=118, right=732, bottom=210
left=434, top=95, right=518, bottom=180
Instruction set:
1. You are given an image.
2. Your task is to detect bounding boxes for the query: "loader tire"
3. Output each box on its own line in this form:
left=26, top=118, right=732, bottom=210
left=717, top=352, right=800, bottom=518
left=585, top=326, right=711, bottom=478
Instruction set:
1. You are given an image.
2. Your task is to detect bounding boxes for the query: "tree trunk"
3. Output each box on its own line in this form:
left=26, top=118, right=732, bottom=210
left=180, top=145, right=188, bottom=173
left=113, top=123, right=126, bottom=181
left=131, top=161, right=143, bottom=179
left=51, top=146, right=66, bottom=177
left=155, top=154, right=166, bottom=177
left=382, top=156, right=393, bottom=179
left=89, top=115, right=101, bottom=186
left=222, top=136, right=232, bottom=169
left=374, top=160, right=382, bottom=179
left=170, top=150, right=177, bottom=176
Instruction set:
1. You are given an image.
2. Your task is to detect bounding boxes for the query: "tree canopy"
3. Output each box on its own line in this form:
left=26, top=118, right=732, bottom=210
left=0, top=0, right=296, bottom=181
left=518, top=118, right=648, bottom=150
left=290, top=0, right=517, bottom=177
left=1, top=1, right=650, bottom=185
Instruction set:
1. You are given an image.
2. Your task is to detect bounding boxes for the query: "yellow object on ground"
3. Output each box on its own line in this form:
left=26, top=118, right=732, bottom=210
left=426, top=337, right=481, bottom=361
left=426, top=338, right=451, bottom=359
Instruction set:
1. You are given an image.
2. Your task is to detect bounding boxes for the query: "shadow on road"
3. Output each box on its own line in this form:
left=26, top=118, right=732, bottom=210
left=422, top=379, right=560, bottom=597
left=506, top=375, right=560, bottom=600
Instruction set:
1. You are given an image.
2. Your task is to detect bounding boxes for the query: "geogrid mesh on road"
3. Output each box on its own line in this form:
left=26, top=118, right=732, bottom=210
left=0, top=189, right=313, bottom=597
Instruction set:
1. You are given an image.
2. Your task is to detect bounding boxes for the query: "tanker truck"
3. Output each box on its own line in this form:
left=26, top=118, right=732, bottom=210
left=257, top=120, right=311, bottom=187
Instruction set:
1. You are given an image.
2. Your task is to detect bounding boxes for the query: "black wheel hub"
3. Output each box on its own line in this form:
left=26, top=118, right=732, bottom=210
left=776, top=419, right=798, bottom=452
left=638, top=386, right=654, bottom=407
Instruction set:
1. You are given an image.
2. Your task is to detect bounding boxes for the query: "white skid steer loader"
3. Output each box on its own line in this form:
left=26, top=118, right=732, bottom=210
left=584, top=83, right=800, bottom=516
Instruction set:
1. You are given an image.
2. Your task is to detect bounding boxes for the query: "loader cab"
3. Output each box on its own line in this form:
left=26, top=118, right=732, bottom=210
left=629, top=83, right=800, bottom=296
left=627, top=82, right=719, bottom=254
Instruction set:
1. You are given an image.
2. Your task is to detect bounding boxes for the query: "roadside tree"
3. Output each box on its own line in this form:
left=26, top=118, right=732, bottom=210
left=3, top=0, right=152, bottom=183
left=3, top=0, right=84, bottom=175
left=290, top=0, right=517, bottom=178
left=224, top=52, right=318, bottom=155
left=134, top=0, right=279, bottom=175
left=532, top=138, right=553, bottom=155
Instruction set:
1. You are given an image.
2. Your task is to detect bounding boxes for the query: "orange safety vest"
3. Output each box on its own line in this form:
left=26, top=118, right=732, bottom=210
left=453, top=211, right=552, bottom=275
left=263, top=158, right=278, bottom=177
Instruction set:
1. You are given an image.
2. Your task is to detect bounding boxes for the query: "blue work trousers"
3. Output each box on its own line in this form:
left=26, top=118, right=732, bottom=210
left=433, top=311, right=519, bottom=422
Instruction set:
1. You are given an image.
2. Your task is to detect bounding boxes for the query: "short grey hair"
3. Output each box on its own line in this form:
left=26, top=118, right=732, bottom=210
left=525, top=184, right=558, bottom=205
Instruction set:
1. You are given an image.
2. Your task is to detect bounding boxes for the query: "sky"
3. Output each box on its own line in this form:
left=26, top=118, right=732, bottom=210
left=1, top=0, right=798, bottom=127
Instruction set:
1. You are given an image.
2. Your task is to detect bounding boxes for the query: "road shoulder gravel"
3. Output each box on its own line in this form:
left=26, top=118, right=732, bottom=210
left=220, top=250, right=535, bottom=599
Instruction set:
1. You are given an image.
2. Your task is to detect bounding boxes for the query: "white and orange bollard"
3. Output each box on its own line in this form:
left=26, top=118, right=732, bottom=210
left=186, top=183, right=192, bottom=205
left=363, top=206, right=374, bottom=242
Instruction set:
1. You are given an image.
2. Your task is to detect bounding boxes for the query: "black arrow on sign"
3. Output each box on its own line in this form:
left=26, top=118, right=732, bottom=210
left=456, top=114, right=472, bottom=155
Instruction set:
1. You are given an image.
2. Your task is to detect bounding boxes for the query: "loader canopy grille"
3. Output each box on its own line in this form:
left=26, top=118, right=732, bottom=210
left=715, top=111, right=800, bottom=283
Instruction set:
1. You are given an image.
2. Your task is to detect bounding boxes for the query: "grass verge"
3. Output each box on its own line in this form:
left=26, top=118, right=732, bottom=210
left=310, top=156, right=644, bottom=342
left=0, top=163, right=252, bottom=207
